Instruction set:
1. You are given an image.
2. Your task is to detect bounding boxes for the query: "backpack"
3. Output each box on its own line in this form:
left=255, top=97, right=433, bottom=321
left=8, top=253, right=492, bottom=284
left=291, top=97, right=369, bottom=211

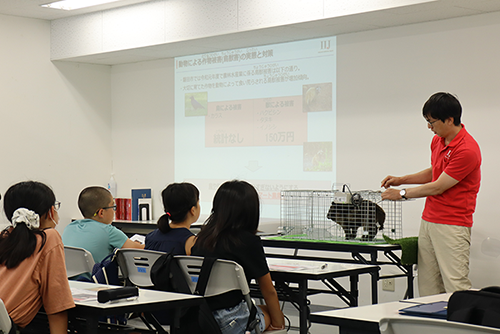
left=447, top=286, right=500, bottom=329
left=91, top=249, right=120, bottom=286
left=90, top=249, right=127, bottom=326
left=150, top=253, right=222, bottom=334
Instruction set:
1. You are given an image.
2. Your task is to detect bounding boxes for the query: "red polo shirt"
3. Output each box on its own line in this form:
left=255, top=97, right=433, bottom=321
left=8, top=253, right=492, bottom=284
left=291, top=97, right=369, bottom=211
left=421, top=125, right=481, bottom=227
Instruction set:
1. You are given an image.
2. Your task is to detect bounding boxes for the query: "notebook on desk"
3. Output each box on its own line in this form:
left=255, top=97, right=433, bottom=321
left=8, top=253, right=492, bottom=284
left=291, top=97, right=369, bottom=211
left=399, top=301, right=448, bottom=319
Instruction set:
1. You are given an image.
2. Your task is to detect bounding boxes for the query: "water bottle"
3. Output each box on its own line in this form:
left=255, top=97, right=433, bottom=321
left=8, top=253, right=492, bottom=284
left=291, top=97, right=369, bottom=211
left=107, top=174, right=117, bottom=198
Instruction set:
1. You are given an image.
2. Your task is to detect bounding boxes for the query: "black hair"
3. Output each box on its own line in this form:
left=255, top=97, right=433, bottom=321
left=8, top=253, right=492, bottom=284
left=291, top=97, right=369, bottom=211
left=195, top=180, right=260, bottom=252
left=157, top=183, right=200, bottom=233
left=422, top=92, right=462, bottom=126
left=0, top=181, right=55, bottom=269
left=78, top=186, right=113, bottom=218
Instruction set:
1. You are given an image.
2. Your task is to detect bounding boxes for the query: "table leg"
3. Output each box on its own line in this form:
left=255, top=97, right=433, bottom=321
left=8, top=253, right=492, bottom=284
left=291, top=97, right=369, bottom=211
left=297, top=279, right=309, bottom=334
left=349, top=274, right=359, bottom=307
left=84, top=314, right=99, bottom=333
left=369, top=251, right=379, bottom=304
left=405, top=264, right=414, bottom=299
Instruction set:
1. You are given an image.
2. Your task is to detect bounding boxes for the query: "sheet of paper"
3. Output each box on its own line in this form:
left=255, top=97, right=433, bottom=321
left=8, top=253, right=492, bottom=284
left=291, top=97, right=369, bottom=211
left=267, top=260, right=328, bottom=271
left=130, top=234, right=146, bottom=244
left=71, top=287, right=98, bottom=302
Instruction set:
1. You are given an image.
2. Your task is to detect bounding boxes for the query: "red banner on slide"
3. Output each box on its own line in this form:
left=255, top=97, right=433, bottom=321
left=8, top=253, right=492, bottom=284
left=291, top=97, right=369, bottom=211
left=205, top=96, right=306, bottom=147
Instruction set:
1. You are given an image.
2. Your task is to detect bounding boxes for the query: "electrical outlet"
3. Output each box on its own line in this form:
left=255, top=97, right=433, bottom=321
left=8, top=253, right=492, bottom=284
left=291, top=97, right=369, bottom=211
left=382, top=278, right=395, bottom=291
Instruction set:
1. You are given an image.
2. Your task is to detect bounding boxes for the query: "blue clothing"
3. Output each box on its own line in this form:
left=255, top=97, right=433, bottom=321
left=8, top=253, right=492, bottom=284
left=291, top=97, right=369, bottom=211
left=192, top=230, right=270, bottom=334
left=62, top=219, right=128, bottom=263
left=213, top=300, right=265, bottom=334
left=145, top=227, right=194, bottom=255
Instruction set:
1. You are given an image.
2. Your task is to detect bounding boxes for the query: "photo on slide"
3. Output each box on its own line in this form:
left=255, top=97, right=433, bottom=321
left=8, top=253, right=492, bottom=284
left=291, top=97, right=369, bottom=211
left=303, top=141, right=333, bottom=172
left=302, top=82, right=333, bottom=112
left=185, top=91, right=208, bottom=116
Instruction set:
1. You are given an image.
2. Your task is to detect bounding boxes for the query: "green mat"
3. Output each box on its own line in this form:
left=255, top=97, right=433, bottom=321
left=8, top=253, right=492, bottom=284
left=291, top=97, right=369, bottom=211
left=266, top=235, right=418, bottom=265
left=383, top=235, right=418, bottom=265
left=266, top=234, right=387, bottom=246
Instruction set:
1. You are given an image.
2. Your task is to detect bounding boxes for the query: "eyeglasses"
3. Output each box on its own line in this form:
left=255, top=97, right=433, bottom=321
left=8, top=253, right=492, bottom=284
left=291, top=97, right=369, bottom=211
left=93, top=204, right=116, bottom=216
left=102, top=205, right=117, bottom=211
left=54, top=201, right=61, bottom=211
left=427, top=119, right=440, bottom=127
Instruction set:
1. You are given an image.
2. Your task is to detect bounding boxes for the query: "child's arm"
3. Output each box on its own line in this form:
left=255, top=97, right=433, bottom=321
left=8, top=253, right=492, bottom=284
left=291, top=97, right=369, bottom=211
left=122, top=239, right=145, bottom=249
left=184, top=235, right=196, bottom=255
left=257, top=273, right=284, bottom=330
left=47, top=310, right=68, bottom=334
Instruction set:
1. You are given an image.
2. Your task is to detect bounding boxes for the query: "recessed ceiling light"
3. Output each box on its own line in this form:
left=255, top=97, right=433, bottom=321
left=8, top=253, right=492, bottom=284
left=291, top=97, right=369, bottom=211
left=41, top=0, right=121, bottom=11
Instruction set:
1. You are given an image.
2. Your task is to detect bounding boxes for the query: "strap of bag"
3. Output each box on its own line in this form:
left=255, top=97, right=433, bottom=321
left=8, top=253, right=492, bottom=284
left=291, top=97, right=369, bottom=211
left=193, top=257, right=258, bottom=332
left=8, top=316, right=17, bottom=334
left=246, top=303, right=258, bottom=332
left=194, top=257, right=217, bottom=295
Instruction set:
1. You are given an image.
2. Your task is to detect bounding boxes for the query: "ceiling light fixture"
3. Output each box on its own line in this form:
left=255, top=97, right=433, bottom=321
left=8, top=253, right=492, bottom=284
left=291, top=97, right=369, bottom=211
left=41, top=0, right=121, bottom=11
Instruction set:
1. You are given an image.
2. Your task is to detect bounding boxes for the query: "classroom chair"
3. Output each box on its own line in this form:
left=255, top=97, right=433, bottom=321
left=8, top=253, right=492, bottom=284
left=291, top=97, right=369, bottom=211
left=175, top=255, right=287, bottom=334
left=379, top=317, right=500, bottom=334
left=116, top=249, right=165, bottom=288
left=63, top=245, right=95, bottom=279
left=0, top=298, right=13, bottom=334
left=115, top=249, right=169, bottom=334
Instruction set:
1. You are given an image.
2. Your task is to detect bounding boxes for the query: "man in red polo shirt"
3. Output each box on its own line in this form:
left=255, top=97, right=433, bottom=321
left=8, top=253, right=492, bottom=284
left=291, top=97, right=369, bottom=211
left=381, top=92, right=481, bottom=296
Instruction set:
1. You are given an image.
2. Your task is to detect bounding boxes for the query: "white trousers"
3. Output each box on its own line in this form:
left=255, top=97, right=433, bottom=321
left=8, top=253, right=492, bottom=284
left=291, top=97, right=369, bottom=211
left=417, top=219, right=472, bottom=296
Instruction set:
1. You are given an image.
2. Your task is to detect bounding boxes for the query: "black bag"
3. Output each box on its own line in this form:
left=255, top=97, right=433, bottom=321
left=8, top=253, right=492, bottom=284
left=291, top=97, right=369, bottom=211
left=150, top=253, right=222, bottom=334
left=91, top=248, right=121, bottom=286
left=90, top=249, right=127, bottom=326
left=447, top=286, right=500, bottom=329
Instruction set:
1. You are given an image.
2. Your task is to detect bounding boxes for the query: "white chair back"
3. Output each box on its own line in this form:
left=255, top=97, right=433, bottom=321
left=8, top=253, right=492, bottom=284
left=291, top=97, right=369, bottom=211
left=116, top=249, right=164, bottom=288
left=175, top=256, right=286, bottom=334
left=0, top=298, right=12, bottom=334
left=380, top=317, right=500, bottom=334
left=175, top=256, right=249, bottom=297
left=64, top=246, right=95, bottom=278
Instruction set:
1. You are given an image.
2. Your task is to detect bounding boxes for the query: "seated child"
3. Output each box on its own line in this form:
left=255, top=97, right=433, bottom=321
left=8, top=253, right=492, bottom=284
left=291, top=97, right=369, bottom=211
left=145, top=182, right=199, bottom=255
left=0, top=181, right=75, bottom=334
left=62, top=186, right=144, bottom=264
left=192, top=180, right=285, bottom=334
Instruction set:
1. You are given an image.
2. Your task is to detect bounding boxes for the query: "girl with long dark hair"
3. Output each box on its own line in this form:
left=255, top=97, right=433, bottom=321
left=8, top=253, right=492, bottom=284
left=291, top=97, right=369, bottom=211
left=192, top=180, right=284, bottom=333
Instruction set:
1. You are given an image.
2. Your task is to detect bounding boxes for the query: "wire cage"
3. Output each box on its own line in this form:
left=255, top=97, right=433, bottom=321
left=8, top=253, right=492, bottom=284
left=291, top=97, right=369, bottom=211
left=280, top=189, right=402, bottom=243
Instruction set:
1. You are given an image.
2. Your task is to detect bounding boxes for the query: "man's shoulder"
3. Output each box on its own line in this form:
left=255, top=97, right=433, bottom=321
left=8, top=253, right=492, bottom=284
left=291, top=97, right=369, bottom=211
left=455, top=130, right=481, bottom=160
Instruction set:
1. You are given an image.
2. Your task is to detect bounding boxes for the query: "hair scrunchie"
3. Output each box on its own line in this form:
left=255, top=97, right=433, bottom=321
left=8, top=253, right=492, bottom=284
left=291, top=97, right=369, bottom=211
left=12, top=208, right=40, bottom=230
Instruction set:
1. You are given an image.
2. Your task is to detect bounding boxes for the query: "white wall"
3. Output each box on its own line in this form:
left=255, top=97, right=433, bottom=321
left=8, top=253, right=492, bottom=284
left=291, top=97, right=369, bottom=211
left=110, top=59, right=175, bottom=219
left=0, top=14, right=112, bottom=231
left=50, top=0, right=431, bottom=61
left=110, top=11, right=500, bottom=303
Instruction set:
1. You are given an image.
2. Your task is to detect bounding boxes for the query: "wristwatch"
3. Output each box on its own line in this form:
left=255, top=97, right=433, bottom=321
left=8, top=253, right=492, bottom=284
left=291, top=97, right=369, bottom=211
left=400, top=189, right=408, bottom=200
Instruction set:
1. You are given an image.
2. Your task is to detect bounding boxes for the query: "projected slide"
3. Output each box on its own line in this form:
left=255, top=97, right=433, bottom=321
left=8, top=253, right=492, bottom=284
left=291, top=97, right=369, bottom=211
left=174, top=36, right=336, bottom=220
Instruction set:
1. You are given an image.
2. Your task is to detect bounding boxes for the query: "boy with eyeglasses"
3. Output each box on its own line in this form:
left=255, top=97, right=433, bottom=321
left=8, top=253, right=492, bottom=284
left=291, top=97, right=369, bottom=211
left=62, top=186, right=144, bottom=264
left=381, top=92, right=481, bottom=296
